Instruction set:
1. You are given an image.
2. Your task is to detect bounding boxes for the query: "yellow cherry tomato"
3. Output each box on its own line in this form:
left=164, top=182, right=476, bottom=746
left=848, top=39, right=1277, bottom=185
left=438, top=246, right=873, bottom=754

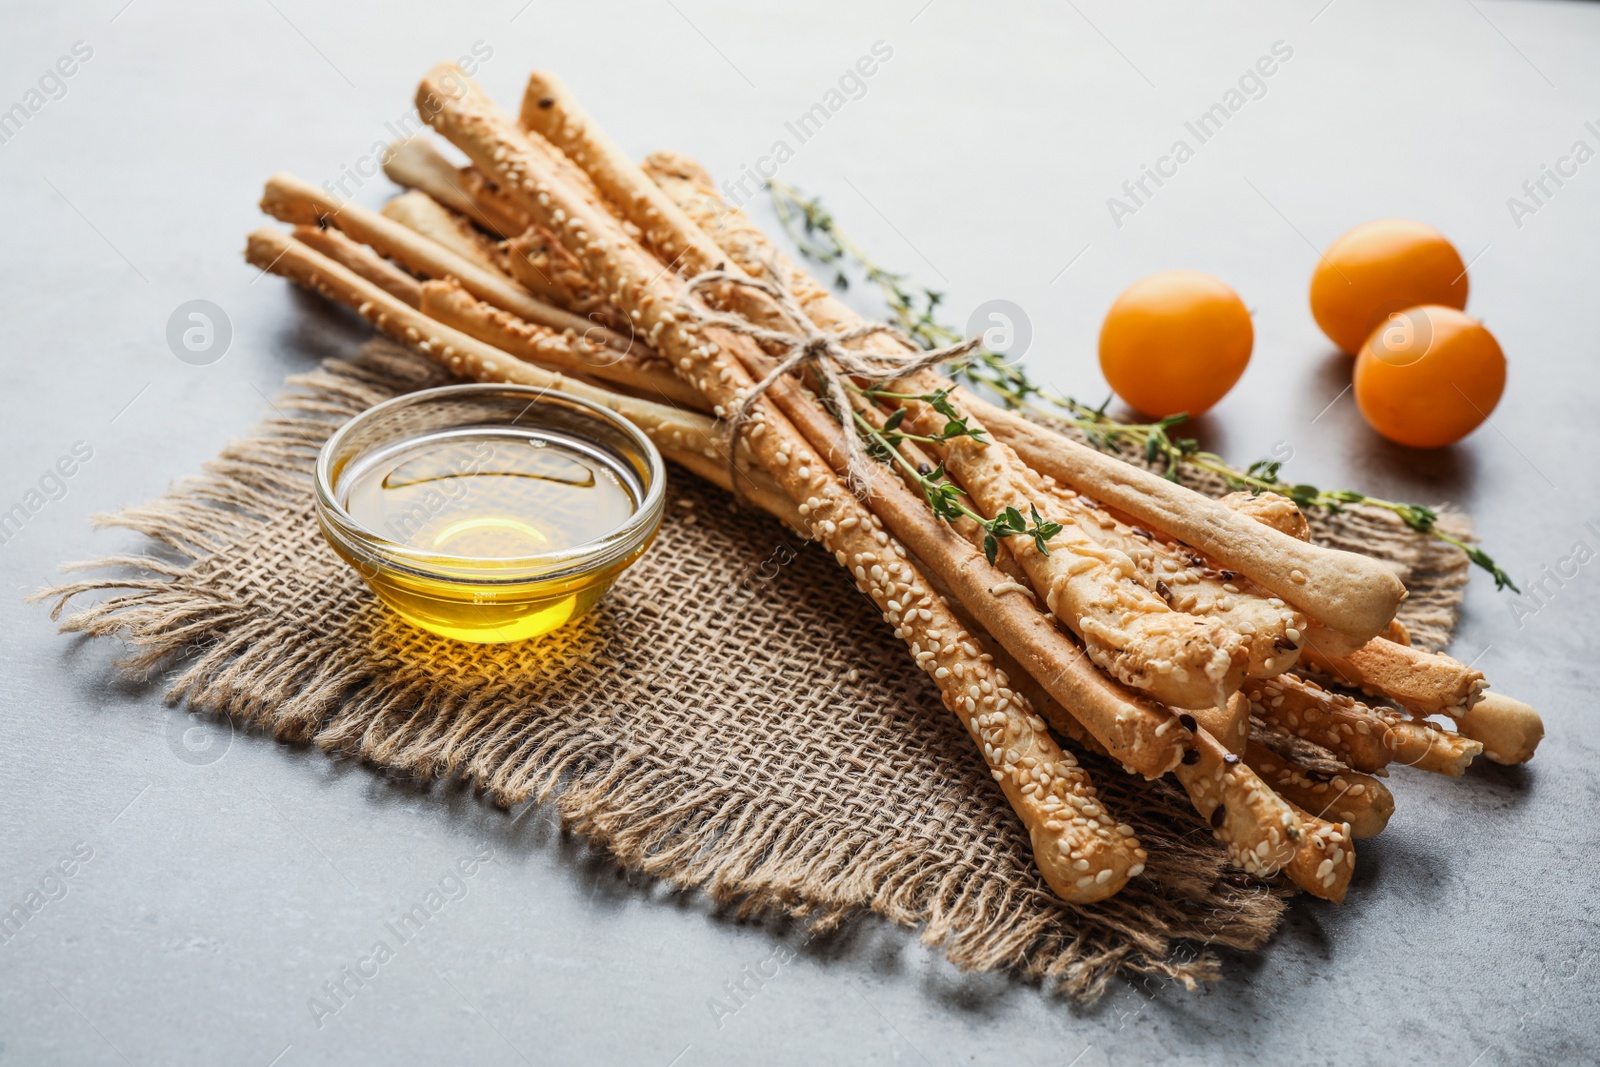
left=1311, top=219, right=1469, bottom=354
left=1353, top=305, right=1505, bottom=448
left=1098, top=270, right=1253, bottom=418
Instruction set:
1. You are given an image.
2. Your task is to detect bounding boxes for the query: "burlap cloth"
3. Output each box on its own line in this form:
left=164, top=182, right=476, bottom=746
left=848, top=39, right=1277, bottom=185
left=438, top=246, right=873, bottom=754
left=43, top=342, right=1473, bottom=1000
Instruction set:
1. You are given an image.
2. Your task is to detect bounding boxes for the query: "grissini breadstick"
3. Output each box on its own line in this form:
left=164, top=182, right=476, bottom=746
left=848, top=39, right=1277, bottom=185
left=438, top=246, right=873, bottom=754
left=418, top=279, right=708, bottom=412
left=981, top=632, right=1301, bottom=878
left=1248, top=673, right=1482, bottom=777
left=958, top=397, right=1408, bottom=647
left=503, top=226, right=616, bottom=320
left=521, top=71, right=713, bottom=265
left=1455, top=692, right=1544, bottom=765
left=518, top=82, right=1203, bottom=780
left=1298, top=636, right=1487, bottom=721
left=382, top=189, right=509, bottom=275
left=1282, top=806, right=1355, bottom=904
left=417, top=65, right=1143, bottom=903
left=1246, top=742, right=1393, bottom=839
left=635, top=155, right=1307, bottom=872
left=1381, top=716, right=1482, bottom=777
left=244, top=227, right=796, bottom=525
left=291, top=225, right=422, bottom=308
left=1031, top=476, right=1304, bottom=680
left=382, top=136, right=513, bottom=234
left=1246, top=675, right=1395, bottom=774
left=260, top=173, right=635, bottom=354
left=1222, top=489, right=1542, bottom=760
left=909, top=418, right=1250, bottom=710
left=625, top=149, right=1253, bottom=712
left=636, top=151, right=1312, bottom=876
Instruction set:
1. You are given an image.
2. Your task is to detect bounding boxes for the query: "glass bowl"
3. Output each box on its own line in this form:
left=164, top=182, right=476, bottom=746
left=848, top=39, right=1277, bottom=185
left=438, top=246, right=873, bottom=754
left=313, top=383, right=665, bottom=643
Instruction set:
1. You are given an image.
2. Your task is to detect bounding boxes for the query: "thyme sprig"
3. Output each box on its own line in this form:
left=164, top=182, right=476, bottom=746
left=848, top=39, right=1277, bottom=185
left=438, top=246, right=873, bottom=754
left=850, top=408, right=1060, bottom=565
left=767, top=180, right=1517, bottom=592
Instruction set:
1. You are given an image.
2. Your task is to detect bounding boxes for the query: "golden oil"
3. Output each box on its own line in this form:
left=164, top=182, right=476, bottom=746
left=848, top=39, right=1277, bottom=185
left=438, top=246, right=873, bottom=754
left=329, top=426, right=651, bottom=643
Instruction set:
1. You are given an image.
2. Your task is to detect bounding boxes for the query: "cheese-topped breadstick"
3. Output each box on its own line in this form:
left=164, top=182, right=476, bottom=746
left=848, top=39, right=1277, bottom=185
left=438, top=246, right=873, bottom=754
left=1033, top=479, right=1306, bottom=679
left=908, top=418, right=1250, bottom=710
left=418, top=64, right=1143, bottom=902
left=959, top=399, right=1408, bottom=648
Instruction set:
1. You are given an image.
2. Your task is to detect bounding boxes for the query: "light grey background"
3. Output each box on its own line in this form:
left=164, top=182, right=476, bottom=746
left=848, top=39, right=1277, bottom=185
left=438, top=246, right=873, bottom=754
left=3, top=1, right=1598, bottom=1064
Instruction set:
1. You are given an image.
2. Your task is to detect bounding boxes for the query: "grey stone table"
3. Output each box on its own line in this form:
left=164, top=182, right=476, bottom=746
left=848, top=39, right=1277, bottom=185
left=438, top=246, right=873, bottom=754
left=3, top=2, right=1597, bottom=1064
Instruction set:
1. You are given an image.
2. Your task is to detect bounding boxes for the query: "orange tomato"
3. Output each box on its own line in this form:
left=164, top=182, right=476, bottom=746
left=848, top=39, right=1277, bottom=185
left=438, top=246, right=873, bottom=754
left=1098, top=271, right=1252, bottom=418
left=1353, top=305, right=1505, bottom=448
left=1311, top=219, right=1469, bottom=354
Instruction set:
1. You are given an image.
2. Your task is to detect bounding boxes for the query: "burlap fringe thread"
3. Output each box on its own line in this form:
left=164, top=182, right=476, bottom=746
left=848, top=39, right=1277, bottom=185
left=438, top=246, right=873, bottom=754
left=40, top=342, right=1473, bottom=1002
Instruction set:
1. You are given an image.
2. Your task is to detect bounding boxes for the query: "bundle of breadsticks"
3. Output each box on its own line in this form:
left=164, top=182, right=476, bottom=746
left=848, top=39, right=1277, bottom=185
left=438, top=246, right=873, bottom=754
left=244, top=63, right=1543, bottom=909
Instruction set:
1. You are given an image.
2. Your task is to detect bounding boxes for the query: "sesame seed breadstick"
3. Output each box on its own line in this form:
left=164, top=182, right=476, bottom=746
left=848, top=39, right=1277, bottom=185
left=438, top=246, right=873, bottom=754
left=629, top=153, right=1251, bottom=713
left=244, top=227, right=796, bottom=524
left=1455, top=692, right=1544, bottom=765
left=1246, top=742, right=1393, bottom=839
left=959, top=398, right=1408, bottom=648
left=647, top=165, right=1205, bottom=776
left=522, top=98, right=1197, bottom=780
left=382, top=189, right=510, bottom=276
left=503, top=226, right=616, bottom=320
left=1298, top=636, right=1488, bottom=721
left=1246, top=675, right=1395, bottom=775
left=979, top=632, right=1301, bottom=878
left=291, top=225, right=422, bottom=308
left=521, top=72, right=718, bottom=266
left=1282, top=806, right=1355, bottom=904
left=1381, top=716, right=1482, bottom=777
left=419, top=65, right=1143, bottom=903
left=1249, top=673, right=1482, bottom=777
left=1031, top=477, right=1306, bottom=680
left=259, top=173, right=636, bottom=354
left=417, top=279, right=708, bottom=412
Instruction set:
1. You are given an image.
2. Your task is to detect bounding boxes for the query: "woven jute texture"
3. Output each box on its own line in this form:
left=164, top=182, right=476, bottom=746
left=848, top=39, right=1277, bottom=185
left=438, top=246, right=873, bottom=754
left=44, top=341, right=1473, bottom=1001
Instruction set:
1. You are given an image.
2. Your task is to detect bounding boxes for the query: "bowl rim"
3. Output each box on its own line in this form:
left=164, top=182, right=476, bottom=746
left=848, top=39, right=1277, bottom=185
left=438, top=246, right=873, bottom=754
left=313, top=382, right=666, bottom=587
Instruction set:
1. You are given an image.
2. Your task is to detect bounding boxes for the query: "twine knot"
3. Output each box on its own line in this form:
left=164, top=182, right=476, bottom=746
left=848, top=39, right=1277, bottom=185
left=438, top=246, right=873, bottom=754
left=675, top=268, right=981, bottom=498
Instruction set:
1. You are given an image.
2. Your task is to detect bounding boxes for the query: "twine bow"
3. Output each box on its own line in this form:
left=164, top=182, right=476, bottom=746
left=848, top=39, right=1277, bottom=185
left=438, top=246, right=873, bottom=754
left=676, top=269, right=981, bottom=498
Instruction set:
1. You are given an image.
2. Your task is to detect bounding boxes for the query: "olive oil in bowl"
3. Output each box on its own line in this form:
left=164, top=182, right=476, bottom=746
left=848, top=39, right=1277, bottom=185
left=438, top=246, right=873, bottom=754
left=315, top=385, right=665, bottom=644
